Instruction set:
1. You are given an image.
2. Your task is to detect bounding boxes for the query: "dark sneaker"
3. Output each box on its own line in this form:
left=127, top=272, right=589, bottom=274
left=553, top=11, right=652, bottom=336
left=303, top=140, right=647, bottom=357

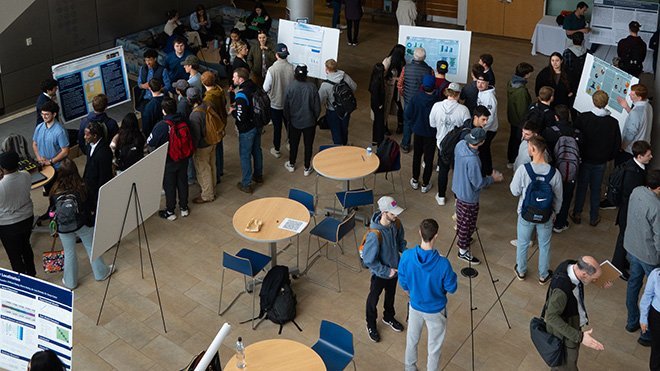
left=589, top=216, right=601, bottom=227
left=366, top=325, right=380, bottom=342
left=539, top=270, right=553, bottom=286
left=626, top=323, right=641, bottom=333
left=158, top=210, right=177, bottom=221
left=252, top=175, right=264, bottom=184
left=638, top=337, right=652, bottom=347
left=458, top=251, right=481, bottom=265
left=382, top=318, right=404, bottom=332
left=570, top=213, right=581, bottom=225
left=600, top=199, right=616, bottom=210
left=514, top=264, right=525, bottom=281
left=236, top=182, right=253, bottom=194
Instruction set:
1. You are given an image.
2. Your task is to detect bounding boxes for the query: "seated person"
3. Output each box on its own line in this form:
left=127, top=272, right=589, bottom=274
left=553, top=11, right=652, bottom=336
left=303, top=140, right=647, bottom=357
left=244, top=2, right=272, bottom=40
left=190, top=4, right=213, bottom=45
left=164, top=10, right=202, bottom=50
left=135, top=49, right=171, bottom=112
left=563, top=1, right=591, bottom=37
left=78, top=94, right=118, bottom=154
left=165, top=36, right=192, bottom=83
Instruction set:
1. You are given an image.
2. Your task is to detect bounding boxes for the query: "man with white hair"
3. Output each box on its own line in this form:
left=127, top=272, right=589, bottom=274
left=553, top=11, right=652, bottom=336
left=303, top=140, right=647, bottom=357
left=397, top=47, right=433, bottom=153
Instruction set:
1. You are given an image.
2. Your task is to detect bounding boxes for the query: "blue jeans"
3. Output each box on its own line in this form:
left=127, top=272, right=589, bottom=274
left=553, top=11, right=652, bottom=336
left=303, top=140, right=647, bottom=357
left=215, top=140, right=224, bottom=183
left=332, top=0, right=342, bottom=28
left=627, top=253, right=656, bottom=341
left=60, top=225, right=109, bottom=289
left=401, top=100, right=412, bottom=148
left=326, top=109, right=350, bottom=145
left=573, top=162, right=606, bottom=223
left=238, top=127, right=263, bottom=187
left=516, top=215, right=553, bottom=279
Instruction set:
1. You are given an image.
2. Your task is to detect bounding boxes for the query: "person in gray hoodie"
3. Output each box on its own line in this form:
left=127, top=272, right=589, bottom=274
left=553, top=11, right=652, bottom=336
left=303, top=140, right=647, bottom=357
left=319, top=59, right=358, bottom=145
left=362, top=196, right=407, bottom=343
left=624, top=170, right=660, bottom=346
left=452, top=128, right=504, bottom=264
left=283, top=65, right=321, bottom=176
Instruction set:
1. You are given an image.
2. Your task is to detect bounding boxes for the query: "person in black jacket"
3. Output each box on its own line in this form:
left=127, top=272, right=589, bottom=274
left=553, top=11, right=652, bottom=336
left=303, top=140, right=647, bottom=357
left=571, top=90, right=621, bottom=227
left=35, top=78, right=57, bottom=126
left=617, top=21, right=647, bottom=78
left=460, top=63, right=485, bottom=115
left=82, top=122, right=114, bottom=215
left=535, top=52, right=574, bottom=108
left=141, top=79, right=166, bottom=138
left=369, top=63, right=386, bottom=146
left=612, top=141, right=653, bottom=279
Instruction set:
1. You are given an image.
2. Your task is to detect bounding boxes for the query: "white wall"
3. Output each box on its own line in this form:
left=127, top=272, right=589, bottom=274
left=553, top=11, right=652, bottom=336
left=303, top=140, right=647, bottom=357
left=0, top=0, right=36, bottom=35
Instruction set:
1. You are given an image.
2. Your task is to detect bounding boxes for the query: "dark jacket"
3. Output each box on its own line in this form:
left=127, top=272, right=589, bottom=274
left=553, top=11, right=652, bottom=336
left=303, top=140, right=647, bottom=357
left=164, top=50, right=192, bottom=83
left=114, top=133, right=145, bottom=171
left=541, top=119, right=576, bottom=158
left=460, top=81, right=479, bottom=114
left=535, top=66, right=573, bottom=107
left=83, top=139, right=114, bottom=211
left=401, top=60, right=433, bottom=103
left=405, top=90, right=438, bottom=138
left=247, top=43, right=276, bottom=79
left=35, top=93, right=52, bottom=126
left=618, top=35, right=647, bottom=77
left=232, top=80, right=257, bottom=133
left=147, top=113, right=186, bottom=162
left=344, top=0, right=364, bottom=20
left=141, top=95, right=165, bottom=137
left=483, top=68, right=496, bottom=87
left=232, top=57, right=250, bottom=73
left=526, top=102, right=556, bottom=129
left=506, top=75, right=532, bottom=128
left=189, top=103, right=210, bottom=149
left=137, top=64, right=170, bottom=98
left=284, top=80, right=321, bottom=130
left=545, top=260, right=584, bottom=348
left=575, top=108, right=621, bottom=164
left=616, top=159, right=646, bottom=226
left=78, top=112, right=119, bottom=155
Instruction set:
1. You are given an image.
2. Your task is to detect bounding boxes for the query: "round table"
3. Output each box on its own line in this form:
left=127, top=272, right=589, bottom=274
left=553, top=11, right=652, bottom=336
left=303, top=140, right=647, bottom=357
left=224, top=339, right=326, bottom=371
left=31, top=165, right=55, bottom=190
left=232, top=197, right=311, bottom=269
left=313, top=146, right=380, bottom=185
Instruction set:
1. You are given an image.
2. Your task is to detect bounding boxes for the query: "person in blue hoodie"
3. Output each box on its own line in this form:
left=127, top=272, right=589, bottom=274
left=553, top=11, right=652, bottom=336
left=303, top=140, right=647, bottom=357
left=406, top=74, right=438, bottom=194
left=398, top=218, right=457, bottom=371
left=362, top=196, right=407, bottom=343
left=452, top=127, right=504, bottom=265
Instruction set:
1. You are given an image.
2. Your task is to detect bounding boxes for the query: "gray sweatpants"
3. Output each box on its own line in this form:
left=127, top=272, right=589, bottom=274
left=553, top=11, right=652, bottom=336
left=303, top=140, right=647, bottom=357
left=405, top=305, right=447, bottom=371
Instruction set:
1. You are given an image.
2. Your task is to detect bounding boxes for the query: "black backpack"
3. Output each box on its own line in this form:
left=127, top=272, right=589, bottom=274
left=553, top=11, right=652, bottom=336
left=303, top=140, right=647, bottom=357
left=258, top=265, right=302, bottom=334
left=376, top=137, right=400, bottom=173
left=439, top=120, right=471, bottom=166
left=326, top=79, right=357, bottom=118
left=620, top=40, right=646, bottom=76
left=236, top=89, right=271, bottom=127
left=606, top=162, right=628, bottom=207
left=55, top=193, right=85, bottom=233
left=524, top=103, right=552, bottom=127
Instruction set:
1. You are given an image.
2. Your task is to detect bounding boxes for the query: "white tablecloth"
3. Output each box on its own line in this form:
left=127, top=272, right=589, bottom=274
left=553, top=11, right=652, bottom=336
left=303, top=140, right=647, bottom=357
left=531, top=15, right=592, bottom=56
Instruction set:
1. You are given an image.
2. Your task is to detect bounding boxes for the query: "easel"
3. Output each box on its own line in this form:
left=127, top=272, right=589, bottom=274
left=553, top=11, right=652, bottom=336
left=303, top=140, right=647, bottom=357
left=96, top=182, right=167, bottom=332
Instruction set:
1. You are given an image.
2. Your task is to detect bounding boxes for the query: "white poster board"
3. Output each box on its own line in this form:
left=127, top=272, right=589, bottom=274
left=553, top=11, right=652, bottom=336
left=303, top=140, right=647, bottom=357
left=574, top=54, right=639, bottom=129
left=590, top=0, right=658, bottom=47
left=52, top=46, right=131, bottom=123
left=277, top=19, right=340, bottom=80
left=0, top=269, right=73, bottom=370
left=91, top=143, right=168, bottom=261
left=398, top=25, right=472, bottom=84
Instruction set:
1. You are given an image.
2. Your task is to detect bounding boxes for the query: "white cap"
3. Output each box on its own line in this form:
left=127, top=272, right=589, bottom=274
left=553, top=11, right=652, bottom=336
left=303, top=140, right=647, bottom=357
left=377, top=196, right=404, bottom=215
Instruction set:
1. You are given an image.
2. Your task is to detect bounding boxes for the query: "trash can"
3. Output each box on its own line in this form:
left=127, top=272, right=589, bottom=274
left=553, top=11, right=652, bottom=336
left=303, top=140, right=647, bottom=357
left=286, top=0, right=315, bottom=23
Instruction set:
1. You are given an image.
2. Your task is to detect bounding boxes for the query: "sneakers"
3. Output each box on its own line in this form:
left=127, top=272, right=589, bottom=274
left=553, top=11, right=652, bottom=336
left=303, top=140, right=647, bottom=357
left=421, top=183, right=433, bottom=193
left=270, top=147, right=281, bottom=158
left=284, top=161, right=295, bottom=172
left=514, top=264, right=525, bottom=281
left=180, top=208, right=189, bottom=217
left=552, top=224, right=569, bottom=233
left=600, top=199, right=616, bottom=210
left=626, top=323, right=641, bottom=333
left=589, top=216, right=601, bottom=227
left=436, top=165, right=440, bottom=172
left=304, top=167, right=314, bottom=177
left=366, top=325, right=381, bottom=343
left=539, top=270, right=553, bottom=285
left=638, top=338, right=652, bottom=347
left=193, top=197, right=212, bottom=204
left=510, top=239, right=535, bottom=247
left=382, top=318, right=404, bottom=332
left=458, top=250, right=481, bottom=265
left=159, top=210, right=177, bottom=221
left=570, top=213, right=581, bottom=225
left=236, top=182, right=253, bottom=194
left=435, top=194, right=446, bottom=206
left=252, top=175, right=264, bottom=184
left=409, top=178, right=419, bottom=190
left=99, top=264, right=116, bottom=281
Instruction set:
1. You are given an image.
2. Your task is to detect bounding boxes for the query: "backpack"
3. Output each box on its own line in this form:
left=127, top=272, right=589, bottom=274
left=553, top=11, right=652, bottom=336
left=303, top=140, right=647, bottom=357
left=55, top=193, right=85, bottom=233
left=236, top=89, right=271, bottom=127
left=524, top=103, right=551, bottom=127
left=326, top=79, right=357, bottom=118
left=116, top=144, right=143, bottom=171
left=258, top=265, right=302, bottom=334
left=606, top=163, right=628, bottom=207
left=165, top=120, right=195, bottom=162
left=357, top=219, right=401, bottom=264
left=552, top=129, right=580, bottom=182
left=620, top=40, right=646, bottom=76
left=194, top=105, right=226, bottom=145
left=521, top=164, right=556, bottom=223
left=439, top=121, right=470, bottom=166
left=376, top=138, right=400, bottom=173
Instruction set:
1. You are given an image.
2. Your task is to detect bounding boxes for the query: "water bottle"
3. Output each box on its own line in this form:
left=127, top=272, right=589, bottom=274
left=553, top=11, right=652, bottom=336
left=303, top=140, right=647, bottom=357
left=366, top=146, right=373, bottom=156
left=235, top=337, right=246, bottom=368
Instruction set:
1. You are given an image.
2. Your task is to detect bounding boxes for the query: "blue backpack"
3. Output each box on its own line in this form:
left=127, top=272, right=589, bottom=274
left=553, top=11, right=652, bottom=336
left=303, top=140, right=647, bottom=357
left=521, top=164, right=556, bottom=223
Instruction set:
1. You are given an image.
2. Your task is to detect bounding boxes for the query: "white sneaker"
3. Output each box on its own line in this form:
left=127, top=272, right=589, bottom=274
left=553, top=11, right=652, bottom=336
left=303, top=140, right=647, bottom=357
left=421, top=183, right=433, bottom=193
left=421, top=161, right=425, bottom=168
left=436, top=165, right=440, bottom=172
left=510, top=239, right=517, bottom=247
left=304, top=167, right=314, bottom=177
left=286, top=143, right=290, bottom=151
left=270, top=147, right=281, bottom=158
left=180, top=208, right=189, bottom=217
left=284, top=161, right=295, bottom=172
left=435, top=195, right=446, bottom=206
left=409, top=178, right=419, bottom=190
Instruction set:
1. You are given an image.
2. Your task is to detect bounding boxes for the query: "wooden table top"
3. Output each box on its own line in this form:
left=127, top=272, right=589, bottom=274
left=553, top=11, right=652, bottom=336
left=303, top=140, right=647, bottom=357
left=224, top=339, right=326, bottom=371
left=31, top=165, right=55, bottom=190
left=232, top=197, right=311, bottom=243
left=312, top=146, right=380, bottom=181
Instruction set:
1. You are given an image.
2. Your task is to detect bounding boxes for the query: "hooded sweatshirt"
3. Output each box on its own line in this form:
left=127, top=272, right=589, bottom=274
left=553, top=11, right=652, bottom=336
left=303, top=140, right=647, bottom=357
left=452, top=140, right=494, bottom=203
left=398, top=246, right=457, bottom=313
left=575, top=107, right=621, bottom=164
left=506, top=75, right=532, bottom=128
left=362, top=211, right=407, bottom=279
left=477, top=87, right=498, bottom=132
left=429, top=98, right=471, bottom=148
left=318, top=70, right=357, bottom=111
left=405, top=90, right=438, bottom=138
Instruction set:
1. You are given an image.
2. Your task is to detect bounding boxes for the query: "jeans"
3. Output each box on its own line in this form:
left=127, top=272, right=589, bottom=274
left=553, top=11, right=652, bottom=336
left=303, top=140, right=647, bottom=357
left=573, top=162, right=606, bottom=223
left=405, top=306, right=447, bottom=371
left=554, top=180, right=575, bottom=229
left=0, top=216, right=36, bottom=276
left=346, top=19, right=360, bottom=44
left=507, top=124, right=522, bottom=164
left=215, top=140, right=224, bottom=183
left=332, top=0, right=341, bottom=28
left=366, top=274, right=398, bottom=329
left=479, top=130, right=497, bottom=177
left=271, top=108, right=286, bottom=151
left=60, top=225, right=109, bottom=289
left=187, top=158, right=196, bottom=183
left=163, top=159, right=189, bottom=212
left=516, top=215, right=553, bottom=279
left=238, top=127, right=264, bottom=187
left=289, top=125, right=316, bottom=169
left=326, top=109, right=350, bottom=145
left=626, top=253, right=656, bottom=341
left=412, top=134, right=435, bottom=186
left=193, top=145, right=217, bottom=201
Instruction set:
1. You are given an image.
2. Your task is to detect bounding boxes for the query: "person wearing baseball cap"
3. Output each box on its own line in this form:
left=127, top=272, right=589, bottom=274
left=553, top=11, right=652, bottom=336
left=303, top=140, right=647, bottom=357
left=452, top=127, right=504, bottom=264
left=475, top=71, right=499, bottom=178
left=264, top=43, right=294, bottom=159
left=182, top=55, right=203, bottom=93
left=363, top=196, right=407, bottom=343
left=407, top=74, right=439, bottom=195
left=617, top=20, right=647, bottom=77
left=434, top=60, right=450, bottom=99
left=173, top=79, right=191, bottom=117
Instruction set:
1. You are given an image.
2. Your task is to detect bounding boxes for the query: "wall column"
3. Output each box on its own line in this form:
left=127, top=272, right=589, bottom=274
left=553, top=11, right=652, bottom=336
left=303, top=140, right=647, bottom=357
left=286, top=0, right=315, bottom=22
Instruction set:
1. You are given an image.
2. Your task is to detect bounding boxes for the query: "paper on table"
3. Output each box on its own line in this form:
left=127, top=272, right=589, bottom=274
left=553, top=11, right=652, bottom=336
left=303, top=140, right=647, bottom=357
left=594, top=260, right=622, bottom=286
left=278, top=218, right=308, bottom=233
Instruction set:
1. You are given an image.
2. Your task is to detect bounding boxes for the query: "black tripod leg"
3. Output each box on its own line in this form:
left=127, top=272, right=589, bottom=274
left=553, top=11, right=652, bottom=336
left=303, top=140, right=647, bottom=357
left=475, top=228, right=511, bottom=329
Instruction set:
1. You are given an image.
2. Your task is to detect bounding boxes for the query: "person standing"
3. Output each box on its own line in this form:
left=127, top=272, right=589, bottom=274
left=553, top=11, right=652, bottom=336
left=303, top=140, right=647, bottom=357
left=188, top=87, right=218, bottom=204
left=397, top=48, right=433, bottom=152
left=164, top=36, right=192, bottom=83
left=247, top=30, right=276, bottom=87
left=562, top=1, right=591, bottom=37
left=382, top=45, right=406, bottom=134
left=535, top=53, right=574, bottom=108
left=264, top=43, right=294, bottom=159
left=639, top=267, right=660, bottom=370
left=78, top=94, right=119, bottom=155
left=506, top=62, right=534, bottom=168
left=36, top=78, right=58, bottom=126
left=111, top=113, right=145, bottom=174
left=396, top=0, right=417, bottom=26
left=82, top=122, right=114, bottom=215
left=617, top=21, right=647, bottom=78
left=0, top=151, right=36, bottom=276
left=475, top=73, right=499, bottom=177
left=617, top=84, right=653, bottom=165
left=344, top=0, right=363, bottom=46
left=460, top=64, right=485, bottom=115
left=135, top=49, right=171, bottom=111
left=369, top=63, right=386, bottom=147
left=182, top=55, right=203, bottom=93
left=201, top=71, right=228, bottom=184
left=478, top=54, right=496, bottom=87
left=362, top=196, right=407, bottom=343
left=33, top=101, right=69, bottom=171
left=510, top=136, right=563, bottom=284
left=141, top=79, right=166, bottom=138
left=319, top=59, right=357, bottom=145
left=330, top=0, right=346, bottom=30
left=398, top=218, right=457, bottom=371
left=407, top=75, right=439, bottom=194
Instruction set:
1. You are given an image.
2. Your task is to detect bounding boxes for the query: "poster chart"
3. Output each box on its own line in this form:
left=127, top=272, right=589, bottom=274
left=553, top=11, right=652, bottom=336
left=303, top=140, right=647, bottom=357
left=52, top=46, right=131, bottom=123
left=398, top=25, right=472, bottom=84
left=0, top=269, right=73, bottom=371
left=277, top=20, right=340, bottom=80
left=590, top=0, right=658, bottom=46
left=574, top=54, right=639, bottom=129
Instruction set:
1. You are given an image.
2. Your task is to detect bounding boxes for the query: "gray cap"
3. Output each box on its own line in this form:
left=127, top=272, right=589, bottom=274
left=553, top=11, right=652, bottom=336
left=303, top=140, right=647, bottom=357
left=172, top=79, right=189, bottom=91
left=186, top=87, right=201, bottom=100
left=181, top=55, right=200, bottom=66
left=447, top=82, right=462, bottom=93
left=465, top=128, right=486, bottom=145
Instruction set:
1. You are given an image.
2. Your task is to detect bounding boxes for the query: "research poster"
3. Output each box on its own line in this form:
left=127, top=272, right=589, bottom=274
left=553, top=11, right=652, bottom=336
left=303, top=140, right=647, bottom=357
left=278, top=20, right=340, bottom=80
left=52, top=46, right=131, bottom=123
left=590, top=0, right=658, bottom=46
left=0, top=269, right=73, bottom=371
left=398, top=26, right=472, bottom=84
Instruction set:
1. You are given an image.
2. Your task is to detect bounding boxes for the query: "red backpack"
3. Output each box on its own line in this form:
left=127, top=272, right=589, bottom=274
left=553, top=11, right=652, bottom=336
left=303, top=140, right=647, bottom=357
left=165, top=120, right=194, bottom=161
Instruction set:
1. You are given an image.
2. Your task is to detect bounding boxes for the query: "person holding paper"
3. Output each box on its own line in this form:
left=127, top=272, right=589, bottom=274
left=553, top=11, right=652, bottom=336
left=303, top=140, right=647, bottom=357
left=562, top=2, right=591, bottom=37
left=639, top=267, right=660, bottom=370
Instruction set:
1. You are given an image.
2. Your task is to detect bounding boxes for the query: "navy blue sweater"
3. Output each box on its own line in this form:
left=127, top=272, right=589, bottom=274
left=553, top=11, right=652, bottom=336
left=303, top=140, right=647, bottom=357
left=405, top=90, right=438, bottom=138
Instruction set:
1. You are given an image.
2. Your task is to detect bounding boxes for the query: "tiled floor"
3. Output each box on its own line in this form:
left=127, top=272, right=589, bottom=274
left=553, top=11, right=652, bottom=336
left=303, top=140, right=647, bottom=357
left=0, top=1, right=655, bottom=370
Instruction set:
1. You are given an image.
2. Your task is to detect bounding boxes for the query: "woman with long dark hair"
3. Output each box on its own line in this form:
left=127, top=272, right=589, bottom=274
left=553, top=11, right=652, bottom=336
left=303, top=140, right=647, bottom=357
left=369, top=63, right=386, bottom=146
left=190, top=4, right=212, bottom=44
left=245, top=2, right=272, bottom=40
left=247, top=30, right=276, bottom=87
left=535, top=52, right=574, bottom=107
left=382, top=44, right=406, bottom=134
left=111, top=113, right=145, bottom=174
left=28, top=349, right=64, bottom=371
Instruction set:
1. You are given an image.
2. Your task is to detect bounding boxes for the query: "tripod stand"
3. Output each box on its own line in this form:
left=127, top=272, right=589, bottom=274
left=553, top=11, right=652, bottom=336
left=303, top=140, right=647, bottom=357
left=447, top=227, right=511, bottom=371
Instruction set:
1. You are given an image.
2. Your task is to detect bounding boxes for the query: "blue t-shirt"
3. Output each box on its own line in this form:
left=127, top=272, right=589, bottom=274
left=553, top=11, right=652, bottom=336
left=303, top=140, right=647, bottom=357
left=33, top=121, right=69, bottom=169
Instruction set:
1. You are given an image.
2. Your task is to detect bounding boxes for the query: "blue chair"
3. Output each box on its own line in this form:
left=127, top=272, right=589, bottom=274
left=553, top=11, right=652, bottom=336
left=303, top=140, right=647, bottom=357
left=289, top=188, right=317, bottom=225
left=304, top=212, right=359, bottom=292
left=312, top=320, right=356, bottom=371
left=218, top=249, right=271, bottom=329
left=334, top=189, right=374, bottom=227
left=372, top=145, right=407, bottom=207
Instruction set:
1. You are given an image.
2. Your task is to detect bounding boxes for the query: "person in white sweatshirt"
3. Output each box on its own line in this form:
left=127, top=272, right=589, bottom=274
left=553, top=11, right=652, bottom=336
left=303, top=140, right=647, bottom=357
left=476, top=73, right=498, bottom=177
left=429, top=82, right=470, bottom=206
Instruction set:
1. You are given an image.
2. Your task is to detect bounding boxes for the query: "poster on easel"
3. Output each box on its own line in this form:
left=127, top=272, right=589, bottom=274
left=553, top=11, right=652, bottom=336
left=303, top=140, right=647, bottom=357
left=277, top=19, right=340, bottom=80
left=0, top=268, right=73, bottom=370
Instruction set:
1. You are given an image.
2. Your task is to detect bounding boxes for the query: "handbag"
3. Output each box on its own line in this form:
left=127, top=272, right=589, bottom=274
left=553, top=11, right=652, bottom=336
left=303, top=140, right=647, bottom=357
left=317, top=115, right=329, bottom=130
left=530, top=282, right=565, bottom=367
left=180, top=351, right=221, bottom=371
left=42, top=237, right=64, bottom=273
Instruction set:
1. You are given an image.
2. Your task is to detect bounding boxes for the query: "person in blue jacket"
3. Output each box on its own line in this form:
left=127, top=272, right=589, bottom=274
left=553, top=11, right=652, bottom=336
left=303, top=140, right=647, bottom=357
left=398, top=218, right=457, bottom=371
left=406, top=74, right=438, bottom=194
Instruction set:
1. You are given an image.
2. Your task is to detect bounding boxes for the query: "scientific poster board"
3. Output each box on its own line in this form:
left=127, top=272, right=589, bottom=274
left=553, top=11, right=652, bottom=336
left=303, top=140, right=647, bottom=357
left=52, top=46, right=131, bottom=123
left=277, top=20, right=340, bottom=80
left=590, top=0, right=658, bottom=46
left=398, top=25, right=472, bottom=84
left=91, top=143, right=168, bottom=261
left=0, top=268, right=73, bottom=371
left=574, top=54, right=639, bottom=128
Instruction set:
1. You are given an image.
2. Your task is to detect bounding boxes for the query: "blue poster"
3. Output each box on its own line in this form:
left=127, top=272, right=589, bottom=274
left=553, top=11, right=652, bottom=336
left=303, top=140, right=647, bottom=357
left=404, top=36, right=460, bottom=75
